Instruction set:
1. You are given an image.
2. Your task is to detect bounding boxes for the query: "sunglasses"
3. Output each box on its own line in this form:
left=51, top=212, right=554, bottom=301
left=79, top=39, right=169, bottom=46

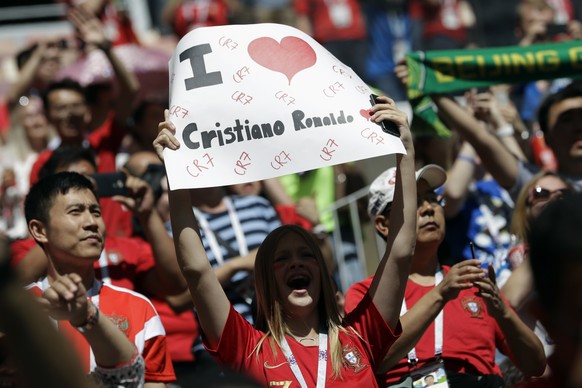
left=527, top=186, right=571, bottom=206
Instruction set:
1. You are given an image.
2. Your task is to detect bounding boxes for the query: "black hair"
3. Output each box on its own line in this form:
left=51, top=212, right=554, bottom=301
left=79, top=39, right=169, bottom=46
left=537, top=80, right=582, bottom=135
left=38, top=146, right=97, bottom=180
left=529, top=192, right=582, bottom=311
left=25, top=172, right=96, bottom=226
left=41, top=78, right=86, bottom=111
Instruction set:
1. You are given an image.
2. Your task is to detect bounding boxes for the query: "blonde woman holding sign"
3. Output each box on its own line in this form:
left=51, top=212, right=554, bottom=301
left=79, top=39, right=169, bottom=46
left=154, top=95, right=417, bottom=386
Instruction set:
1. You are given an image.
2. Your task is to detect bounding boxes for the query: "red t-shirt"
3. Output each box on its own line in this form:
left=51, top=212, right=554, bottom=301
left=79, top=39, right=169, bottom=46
left=275, top=204, right=314, bottom=231
left=408, top=0, right=467, bottom=44
left=100, top=4, right=141, bottom=46
left=92, top=236, right=156, bottom=289
left=345, top=267, right=507, bottom=385
left=151, top=298, right=198, bottom=363
left=172, top=1, right=230, bottom=38
left=29, top=115, right=132, bottom=238
left=294, top=0, right=366, bottom=43
left=29, top=115, right=124, bottom=184
left=9, top=238, right=36, bottom=268
left=28, top=281, right=175, bottom=383
left=11, top=236, right=198, bottom=364
left=205, top=293, right=400, bottom=387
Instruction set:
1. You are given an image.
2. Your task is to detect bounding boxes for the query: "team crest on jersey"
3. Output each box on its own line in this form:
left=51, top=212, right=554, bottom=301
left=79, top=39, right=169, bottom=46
left=107, top=250, right=121, bottom=264
left=342, top=344, right=367, bottom=373
left=461, top=296, right=484, bottom=319
left=108, top=314, right=130, bottom=333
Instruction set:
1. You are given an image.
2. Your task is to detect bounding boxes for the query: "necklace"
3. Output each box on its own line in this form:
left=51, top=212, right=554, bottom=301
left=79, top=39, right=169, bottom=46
left=287, top=331, right=319, bottom=346
left=298, top=336, right=318, bottom=344
left=282, top=331, right=328, bottom=388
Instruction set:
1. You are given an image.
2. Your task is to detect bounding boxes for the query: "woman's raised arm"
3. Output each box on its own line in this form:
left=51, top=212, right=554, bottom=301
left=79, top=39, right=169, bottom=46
left=366, top=96, right=417, bottom=330
left=154, top=110, right=231, bottom=348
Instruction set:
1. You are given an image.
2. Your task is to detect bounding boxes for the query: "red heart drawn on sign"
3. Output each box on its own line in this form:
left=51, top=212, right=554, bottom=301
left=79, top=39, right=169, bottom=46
left=360, top=109, right=371, bottom=120
left=248, top=36, right=317, bottom=84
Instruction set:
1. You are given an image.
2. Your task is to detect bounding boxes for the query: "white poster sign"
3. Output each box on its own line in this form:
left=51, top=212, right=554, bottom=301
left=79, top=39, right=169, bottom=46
left=165, top=23, right=405, bottom=190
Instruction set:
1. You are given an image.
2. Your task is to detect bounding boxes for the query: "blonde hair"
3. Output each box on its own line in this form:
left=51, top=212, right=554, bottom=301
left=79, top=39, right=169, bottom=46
left=510, top=171, right=571, bottom=244
left=252, top=225, right=352, bottom=379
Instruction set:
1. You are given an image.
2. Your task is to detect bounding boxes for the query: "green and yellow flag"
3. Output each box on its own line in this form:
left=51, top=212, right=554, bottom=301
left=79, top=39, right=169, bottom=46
left=406, top=40, right=582, bottom=137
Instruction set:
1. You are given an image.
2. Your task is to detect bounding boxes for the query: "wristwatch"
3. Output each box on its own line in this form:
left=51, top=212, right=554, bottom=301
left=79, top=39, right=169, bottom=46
left=74, top=300, right=100, bottom=333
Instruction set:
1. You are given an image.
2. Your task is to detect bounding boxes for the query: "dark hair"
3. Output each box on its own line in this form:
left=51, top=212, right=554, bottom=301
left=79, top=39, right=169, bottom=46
left=25, top=172, right=96, bottom=226
left=537, top=80, right=582, bottom=135
left=529, top=192, right=582, bottom=311
left=42, top=78, right=86, bottom=111
left=38, top=146, right=97, bottom=180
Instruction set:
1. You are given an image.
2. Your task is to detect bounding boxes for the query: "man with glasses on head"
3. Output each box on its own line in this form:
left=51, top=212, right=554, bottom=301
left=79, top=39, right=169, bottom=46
left=345, top=164, right=545, bottom=388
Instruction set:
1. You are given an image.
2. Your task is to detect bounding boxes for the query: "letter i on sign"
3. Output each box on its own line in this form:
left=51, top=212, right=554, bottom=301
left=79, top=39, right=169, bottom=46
left=179, top=44, right=224, bottom=90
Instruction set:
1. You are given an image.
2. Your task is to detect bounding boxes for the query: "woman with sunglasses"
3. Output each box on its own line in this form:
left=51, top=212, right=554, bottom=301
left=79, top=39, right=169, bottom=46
left=153, top=95, right=418, bottom=387
left=346, top=163, right=546, bottom=388
left=504, top=171, right=572, bottom=274
left=501, top=171, right=573, bottom=378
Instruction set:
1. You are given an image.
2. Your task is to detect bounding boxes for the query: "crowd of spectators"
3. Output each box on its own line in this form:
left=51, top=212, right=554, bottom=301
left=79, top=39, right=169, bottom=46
left=1, top=0, right=582, bottom=387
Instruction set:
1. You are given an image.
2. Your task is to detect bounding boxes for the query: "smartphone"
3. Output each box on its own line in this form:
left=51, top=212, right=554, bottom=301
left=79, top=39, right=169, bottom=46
left=89, top=172, right=128, bottom=198
left=369, top=94, right=400, bottom=137
left=141, top=164, right=166, bottom=200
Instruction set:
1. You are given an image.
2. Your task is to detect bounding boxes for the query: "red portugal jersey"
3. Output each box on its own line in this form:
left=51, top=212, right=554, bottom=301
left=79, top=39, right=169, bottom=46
left=28, top=280, right=175, bottom=383
left=205, top=294, right=400, bottom=387
left=346, top=267, right=507, bottom=385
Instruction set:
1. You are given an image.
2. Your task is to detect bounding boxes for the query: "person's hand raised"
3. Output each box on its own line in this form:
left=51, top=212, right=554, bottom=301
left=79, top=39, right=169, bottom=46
left=469, top=90, right=507, bottom=129
left=68, top=4, right=109, bottom=51
left=153, top=109, right=181, bottom=162
left=369, top=95, right=412, bottom=148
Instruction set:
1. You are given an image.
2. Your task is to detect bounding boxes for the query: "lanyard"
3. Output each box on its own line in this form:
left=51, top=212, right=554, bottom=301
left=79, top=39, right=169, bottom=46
left=193, top=196, right=248, bottom=265
left=281, top=332, right=328, bottom=388
left=97, top=248, right=111, bottom=284
left=401, top=271, right=444, bottom=364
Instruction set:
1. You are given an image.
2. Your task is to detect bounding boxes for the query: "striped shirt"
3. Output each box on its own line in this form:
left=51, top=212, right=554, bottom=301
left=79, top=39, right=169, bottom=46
left=195, top=194, right=281, bottom=323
